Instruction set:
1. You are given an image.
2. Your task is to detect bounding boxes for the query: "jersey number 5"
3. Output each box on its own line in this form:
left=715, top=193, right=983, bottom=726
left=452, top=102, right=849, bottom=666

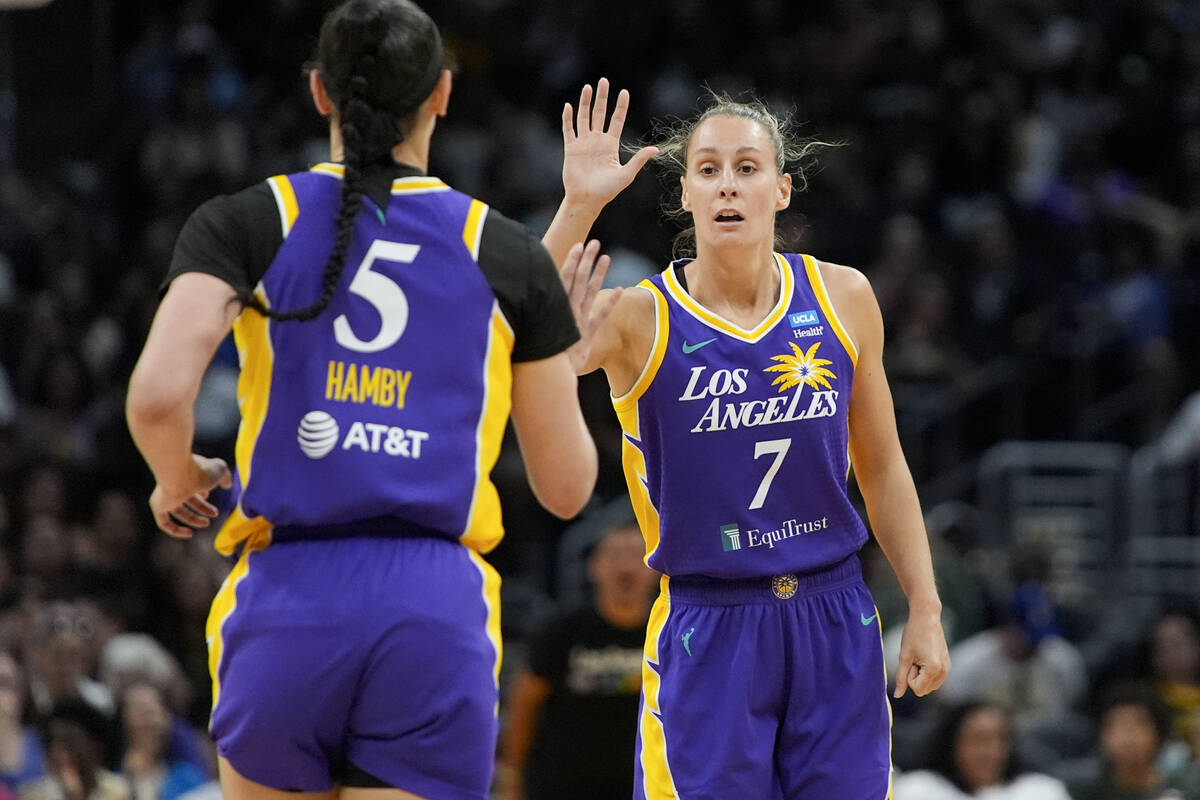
left=750, top=438, right=791, bottom=510
left=334, top=239, right=418, bottom=353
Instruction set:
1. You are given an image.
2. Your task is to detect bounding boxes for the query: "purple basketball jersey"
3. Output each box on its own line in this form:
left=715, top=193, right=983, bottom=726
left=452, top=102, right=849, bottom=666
left=616, top=253, right=869, bottom=578
left=216, top=164, right=513, bottom=555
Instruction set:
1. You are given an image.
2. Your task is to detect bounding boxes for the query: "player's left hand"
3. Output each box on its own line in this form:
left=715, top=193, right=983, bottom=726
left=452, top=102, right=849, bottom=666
left=893, top=609, right=950, bottom=698
left=149, top=454, right=233, bottom=538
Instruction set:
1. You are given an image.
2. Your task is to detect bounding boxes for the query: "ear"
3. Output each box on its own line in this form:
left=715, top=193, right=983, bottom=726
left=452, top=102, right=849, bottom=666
left=428, top=69, right=452, bottom=118
left=680, top=174, right=691, bottom=213
left=310, top=69, right=335, bottom=117
left=776, top=172, right=792, bottom=211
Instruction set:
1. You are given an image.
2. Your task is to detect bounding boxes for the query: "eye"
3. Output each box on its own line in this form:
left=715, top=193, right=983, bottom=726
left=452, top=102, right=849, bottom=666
left=697, top=164, right=717, bottom=176
left=739, top=163, right=757, bottom=174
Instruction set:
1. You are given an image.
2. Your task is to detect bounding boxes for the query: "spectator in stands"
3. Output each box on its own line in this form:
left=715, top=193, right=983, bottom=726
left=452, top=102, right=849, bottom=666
left=496, top=521, right=657, bottom=800
left=893, top=701, right=1071, bottom=799
left=939, top=546, right=1089, bottom=768
left=98, top=634, right=212, bottom=779
left=1066, top=683, right=1200, bottom=800
left=115, top=681, right=210, bottom=800
left=25, top=604, right=112, bottom=721
left=19, top=698, right=126, bottom=800
left=0, top=651, right=44, bottom=791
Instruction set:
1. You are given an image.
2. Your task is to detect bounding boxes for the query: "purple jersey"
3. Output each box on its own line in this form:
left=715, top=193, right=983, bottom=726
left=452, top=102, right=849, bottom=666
left=616, top=253, right=869, bottom=578
left=216, top=164, right=513, bottom=556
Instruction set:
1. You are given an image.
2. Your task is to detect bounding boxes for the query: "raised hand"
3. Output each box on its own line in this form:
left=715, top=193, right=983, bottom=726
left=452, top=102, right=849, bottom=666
left=561, top=77, right=658, bottom=212
left=561, top=239, right=623, bottom=375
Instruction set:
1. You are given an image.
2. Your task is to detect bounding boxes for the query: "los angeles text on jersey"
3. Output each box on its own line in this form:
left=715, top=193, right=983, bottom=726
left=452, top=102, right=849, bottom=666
left=678, top=366, right=838, bottom=434
left=325, top=360, right=413, bottom=409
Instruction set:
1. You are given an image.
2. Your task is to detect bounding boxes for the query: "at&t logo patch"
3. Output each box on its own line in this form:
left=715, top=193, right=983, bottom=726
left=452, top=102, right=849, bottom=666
left=297, top=411, right=339, bottom=459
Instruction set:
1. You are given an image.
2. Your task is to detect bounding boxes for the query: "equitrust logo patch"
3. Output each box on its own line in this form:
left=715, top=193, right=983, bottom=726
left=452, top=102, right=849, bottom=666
left=720, top=523, right=742, bottom=551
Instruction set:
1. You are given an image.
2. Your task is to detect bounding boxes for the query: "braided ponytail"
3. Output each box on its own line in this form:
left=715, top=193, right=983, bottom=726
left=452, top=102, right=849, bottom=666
left=240, top=0, right=443, bottom=322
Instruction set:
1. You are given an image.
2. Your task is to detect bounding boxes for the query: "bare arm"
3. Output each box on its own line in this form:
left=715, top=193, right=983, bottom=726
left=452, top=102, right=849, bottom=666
left=510, top=350, right=597, bottom=519
left=495, top=669, right=553, bottom=800
left=126, top=272, right=237, bottom=537
left=542, top=79, right=658, bottom=380
left=827, top=262, right=950, bottom=698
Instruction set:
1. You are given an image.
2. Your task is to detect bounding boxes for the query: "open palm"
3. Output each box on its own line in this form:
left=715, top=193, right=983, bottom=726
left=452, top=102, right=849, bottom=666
left=561, top=78, right=658, bottom=210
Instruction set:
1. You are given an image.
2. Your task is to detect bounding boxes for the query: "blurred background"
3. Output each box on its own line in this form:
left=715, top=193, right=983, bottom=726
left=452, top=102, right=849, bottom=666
left=3, top=0, right=1200, bottom=798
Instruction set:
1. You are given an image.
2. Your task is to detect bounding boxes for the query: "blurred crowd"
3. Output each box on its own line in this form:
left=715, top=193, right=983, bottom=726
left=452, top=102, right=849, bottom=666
left=1, top=0, right=1200, bottom=797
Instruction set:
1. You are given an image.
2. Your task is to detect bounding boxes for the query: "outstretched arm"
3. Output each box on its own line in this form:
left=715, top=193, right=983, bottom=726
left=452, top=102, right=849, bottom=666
left=541, top=78, right=658, bottom=269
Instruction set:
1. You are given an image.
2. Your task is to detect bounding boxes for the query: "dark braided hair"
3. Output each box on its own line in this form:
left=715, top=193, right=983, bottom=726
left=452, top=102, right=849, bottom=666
left=239, top=0, right=444, bottom=321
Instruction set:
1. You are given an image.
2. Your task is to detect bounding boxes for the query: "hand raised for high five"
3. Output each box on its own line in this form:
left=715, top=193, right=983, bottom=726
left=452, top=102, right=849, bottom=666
left=561, top=78, right=658, bottom=213
left=560, top=239, right=622, bottom=375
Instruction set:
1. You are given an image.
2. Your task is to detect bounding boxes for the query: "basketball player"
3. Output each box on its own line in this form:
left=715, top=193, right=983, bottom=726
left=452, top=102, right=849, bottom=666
left=540, top=80, right=951, bottom=799
left=125, top=2, right=613, bottom=799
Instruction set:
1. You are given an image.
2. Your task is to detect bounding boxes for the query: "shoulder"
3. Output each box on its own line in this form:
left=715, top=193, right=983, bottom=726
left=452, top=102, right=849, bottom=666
left=811, top=258, right=876, bottom=317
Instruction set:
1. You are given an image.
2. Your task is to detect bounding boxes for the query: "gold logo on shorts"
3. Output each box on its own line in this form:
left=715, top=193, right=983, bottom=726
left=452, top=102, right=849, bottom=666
left=771, top=574, right=798, bottom=600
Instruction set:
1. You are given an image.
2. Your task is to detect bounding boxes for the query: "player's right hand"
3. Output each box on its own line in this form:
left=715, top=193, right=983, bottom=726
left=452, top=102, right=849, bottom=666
left=561, top=239, right=622, bottom=375
left=560, top=77, right=658, bottom=212
left=149, top=454, right=233, bottom=538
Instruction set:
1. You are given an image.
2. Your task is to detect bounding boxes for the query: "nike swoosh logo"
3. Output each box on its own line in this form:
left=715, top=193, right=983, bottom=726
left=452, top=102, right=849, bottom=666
left=682, top=338, right=718, bottom=354
left=861, top=613, right=878, bottom=626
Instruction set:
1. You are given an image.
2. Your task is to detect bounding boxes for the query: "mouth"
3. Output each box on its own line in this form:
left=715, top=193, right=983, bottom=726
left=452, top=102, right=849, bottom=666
left=714, top=211, right=744, bottom=224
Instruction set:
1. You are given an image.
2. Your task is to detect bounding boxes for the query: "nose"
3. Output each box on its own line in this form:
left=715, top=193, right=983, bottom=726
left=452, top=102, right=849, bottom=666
left=719, top=167, right=739, bottom=197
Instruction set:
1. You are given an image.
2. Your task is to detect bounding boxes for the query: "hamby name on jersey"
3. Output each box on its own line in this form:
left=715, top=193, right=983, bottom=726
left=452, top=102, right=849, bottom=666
left=325, top=360, right=413, bottom=409
left=677, top=340, right=840, bottom=434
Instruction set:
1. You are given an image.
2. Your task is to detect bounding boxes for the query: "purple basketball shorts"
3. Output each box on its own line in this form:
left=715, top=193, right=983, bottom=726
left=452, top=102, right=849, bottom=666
left=634, top=556, right=892, bottom=799
left=207, top=534, right=501, bottom=799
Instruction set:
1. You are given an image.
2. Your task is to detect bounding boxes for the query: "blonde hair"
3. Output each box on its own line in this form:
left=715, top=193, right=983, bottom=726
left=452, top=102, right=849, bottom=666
left=645, top=90, right=838, bottom=258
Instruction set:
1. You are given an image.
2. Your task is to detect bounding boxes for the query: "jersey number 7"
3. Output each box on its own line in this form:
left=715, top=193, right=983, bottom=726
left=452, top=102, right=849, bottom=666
left=750, top=438, right=791, bottom=510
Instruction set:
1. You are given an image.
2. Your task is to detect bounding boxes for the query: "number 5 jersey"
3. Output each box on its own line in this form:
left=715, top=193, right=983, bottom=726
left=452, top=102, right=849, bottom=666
left=164, top=163, right=578, bottom=556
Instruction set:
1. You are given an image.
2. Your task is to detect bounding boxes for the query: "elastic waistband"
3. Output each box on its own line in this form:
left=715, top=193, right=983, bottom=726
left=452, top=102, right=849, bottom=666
left=666, top=555, right=862, bottom=605
left=270, top=515, right=448, bottom=544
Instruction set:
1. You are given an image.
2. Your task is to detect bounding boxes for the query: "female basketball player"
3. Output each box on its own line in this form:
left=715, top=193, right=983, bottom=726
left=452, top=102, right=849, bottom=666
left=541, top=79, right=951, bottom=799
left=126, top=3, right=613, bottom=799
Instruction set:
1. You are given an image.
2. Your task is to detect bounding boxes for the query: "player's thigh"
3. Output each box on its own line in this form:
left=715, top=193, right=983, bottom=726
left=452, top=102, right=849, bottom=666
left=777, top=580, right=892, bottom=799
left=634, top=595, right=784, bottom=800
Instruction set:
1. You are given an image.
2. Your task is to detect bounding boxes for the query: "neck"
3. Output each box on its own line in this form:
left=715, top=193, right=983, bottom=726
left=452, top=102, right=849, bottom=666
left=686, top=242, right=780, bottom=322
left=596, top=593, right=650, bottom=630
left=328, top=114, right=435, bottom=173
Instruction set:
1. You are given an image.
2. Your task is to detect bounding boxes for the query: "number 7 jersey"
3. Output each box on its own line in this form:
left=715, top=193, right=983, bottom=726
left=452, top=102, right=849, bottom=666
left=616, top=254, right=869, bottom=579
left=215, top=165, right=517, bottom=556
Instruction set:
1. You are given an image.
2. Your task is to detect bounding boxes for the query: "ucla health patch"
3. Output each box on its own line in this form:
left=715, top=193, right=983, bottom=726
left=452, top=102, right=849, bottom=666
left=789, top=310, right=819, bottom=328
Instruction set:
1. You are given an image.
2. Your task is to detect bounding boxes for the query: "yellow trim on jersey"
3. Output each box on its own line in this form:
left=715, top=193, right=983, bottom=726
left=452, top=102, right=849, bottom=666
left=801, top=253, right=858, bottom=366
left=614, top=402, right=663, bottom=565
left=874, top=603, right=896, bottom=800
left=206, top=526, right=272, bottom=721
left=461, top=306, right=515, bottom=553
left=462, top=199, right=488, bottom=261
left=266, top=176, right=299, bottom=238
left=467, top=549, right=504, bottom=708
left=640, top=576, right=680, bottom=799
left=391, top=177, right=450, bottom=194
left=310, top=162, right=344, bottom=178
left=660, top=252, right=792, bottom=343
left=612, top=282, right=669, bottom=412
left=214, top=285, right=276, bottom=556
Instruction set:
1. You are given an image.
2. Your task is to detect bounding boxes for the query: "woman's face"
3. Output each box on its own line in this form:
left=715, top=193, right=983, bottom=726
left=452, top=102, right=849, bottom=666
left=1152, top=615, right=1200, bottom=684
left=681, top=115, right=791, bottom=253
left=1101, top=704, right=1160, bottom=771
left=954, top=707, right=1010, bottom=791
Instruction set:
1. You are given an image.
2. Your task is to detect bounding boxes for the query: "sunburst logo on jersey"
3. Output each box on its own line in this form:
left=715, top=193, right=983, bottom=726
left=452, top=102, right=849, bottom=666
left=764, top=341, right=837, bottom=393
